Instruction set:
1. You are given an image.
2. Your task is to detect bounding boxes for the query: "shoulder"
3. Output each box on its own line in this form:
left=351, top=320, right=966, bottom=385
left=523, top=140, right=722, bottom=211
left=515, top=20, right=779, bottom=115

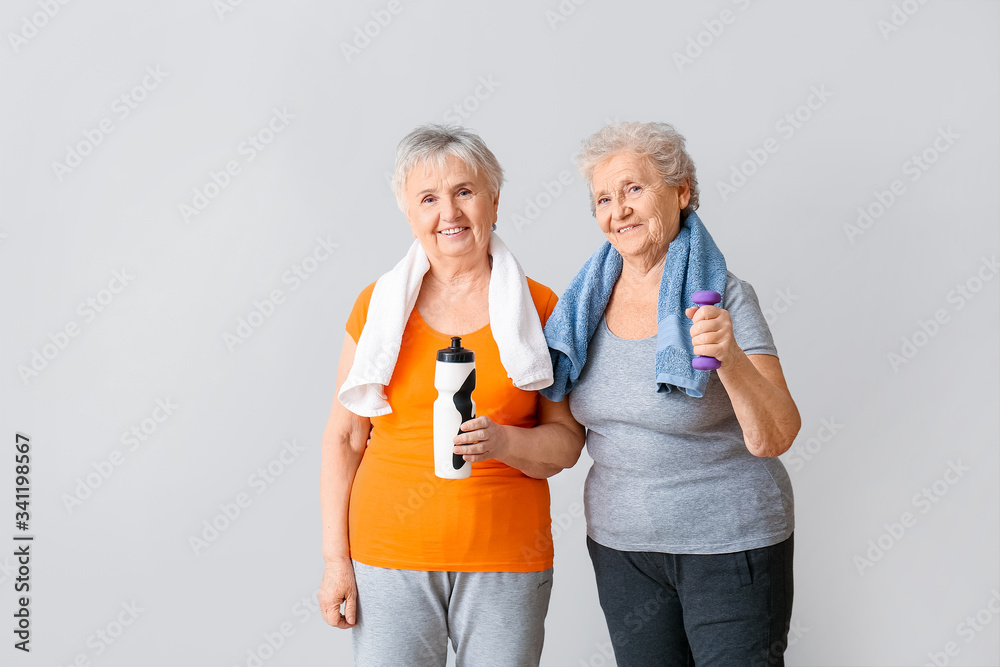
left=357, top=280, right=378, bottom=303
left=525, top=277, right=559, bottom=324
left=722, top=270, right=762, bottom=311
left=721, top=270, right=778, bottom=353
left=351, top=281, right=378, bottom=316
left=345, top=281, right=379, bottom=341
left=526, top=276, right=557, bottom=306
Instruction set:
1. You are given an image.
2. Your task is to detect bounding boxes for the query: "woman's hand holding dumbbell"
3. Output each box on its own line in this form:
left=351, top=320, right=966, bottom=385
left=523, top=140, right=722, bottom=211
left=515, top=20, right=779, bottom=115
left=686, top=291, right=741, bottom=370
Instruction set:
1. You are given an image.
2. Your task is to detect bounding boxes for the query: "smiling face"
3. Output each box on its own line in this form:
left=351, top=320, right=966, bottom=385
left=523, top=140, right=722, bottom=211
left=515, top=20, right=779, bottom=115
left=591, top=152, right=690, bottom=264
left=403, top=154, right=498, bottom=267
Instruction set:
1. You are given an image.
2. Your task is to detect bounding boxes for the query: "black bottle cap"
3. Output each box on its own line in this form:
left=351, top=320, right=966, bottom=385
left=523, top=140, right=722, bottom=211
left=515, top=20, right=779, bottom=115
left=437, top=336, right=474, bottom=363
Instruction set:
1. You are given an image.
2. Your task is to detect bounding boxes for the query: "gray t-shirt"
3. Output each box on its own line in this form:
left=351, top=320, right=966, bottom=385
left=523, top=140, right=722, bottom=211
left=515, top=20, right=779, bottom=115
left=570, top=271, right=794, bottom=554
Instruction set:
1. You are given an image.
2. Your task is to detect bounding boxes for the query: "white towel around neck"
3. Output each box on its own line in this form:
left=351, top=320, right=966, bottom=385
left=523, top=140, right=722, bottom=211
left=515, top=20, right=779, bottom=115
left=337, top=233, right=553, bottom=417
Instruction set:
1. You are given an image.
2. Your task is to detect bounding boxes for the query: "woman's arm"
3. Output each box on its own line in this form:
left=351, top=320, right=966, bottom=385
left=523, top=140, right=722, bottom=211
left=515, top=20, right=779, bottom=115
left=453, top=396, right=586, bottom=479
left=687, top=305, right=801, bottom=457
left=318, top=334, right=371, bottom=628
left=717, top=353, right=800, bottom=457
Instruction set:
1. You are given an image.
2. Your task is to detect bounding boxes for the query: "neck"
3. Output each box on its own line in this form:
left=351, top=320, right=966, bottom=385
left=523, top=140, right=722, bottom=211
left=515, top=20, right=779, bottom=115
left=619, top=250, right=667, bottom=289
left=424, top=253, right=492, bottom=293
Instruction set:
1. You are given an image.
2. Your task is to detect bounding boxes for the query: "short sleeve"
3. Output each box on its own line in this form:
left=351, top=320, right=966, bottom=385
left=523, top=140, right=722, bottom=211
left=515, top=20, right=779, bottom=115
left=346, top=282, right=377, bottom=344
left=540, top=288, right=559, bottom=327
left=526, top=277, right=559, bottom=327
left=722, top=272, right=778, bottom=357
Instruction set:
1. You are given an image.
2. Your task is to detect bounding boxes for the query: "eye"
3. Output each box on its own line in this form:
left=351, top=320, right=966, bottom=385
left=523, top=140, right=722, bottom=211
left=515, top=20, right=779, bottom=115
left=597, top=195, right=611, bottom=205
left=422, top=195, right=436, bottom=204
left=627, top=184, right=642, bottom=194
left=457, top=188, right=472, bottom=197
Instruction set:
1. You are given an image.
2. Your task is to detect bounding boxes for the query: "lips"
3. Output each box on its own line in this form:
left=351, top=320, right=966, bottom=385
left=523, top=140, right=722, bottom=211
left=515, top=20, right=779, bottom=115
left=616, top=224, right=642, bottom=234
left=439, top=227, right=469, bottom=236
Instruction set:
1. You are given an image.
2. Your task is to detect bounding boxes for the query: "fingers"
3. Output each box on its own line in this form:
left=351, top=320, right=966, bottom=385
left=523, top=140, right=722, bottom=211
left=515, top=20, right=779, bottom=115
left=318, top=566, right=358, bottom=629
left=692, top=342, right=726, bottom=359
left=454, top=415, right=502, bottom=463
left=453, top=428, right=488, bottom=445
left=453, top=439, right=493, bottom=463
left=340, top=593, right=357, bottom=628
left=455, top=415, right=492, bottom=445
left=691, top=325, right=728, bottom=353
left=320, top=595, right=357, bottom=629
left=689, top=308, right=731, bottom=336
left=454, top=439, right=486, bottom=452
left=689, top=307, right=735, bottom=363
left=453, top=441, right=490, bottom=459
left=690, top=327, right=724, bottom=344
left=688, top=304, right=723, bottom=322
left=459, top=415, right=491, bottom=432
left=320, top=596, right=342, bottom=627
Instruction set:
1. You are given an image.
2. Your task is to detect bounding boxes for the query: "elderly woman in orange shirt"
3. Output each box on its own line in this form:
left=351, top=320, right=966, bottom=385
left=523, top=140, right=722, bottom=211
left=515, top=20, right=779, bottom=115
left=317, top=125, right=584, bottom=666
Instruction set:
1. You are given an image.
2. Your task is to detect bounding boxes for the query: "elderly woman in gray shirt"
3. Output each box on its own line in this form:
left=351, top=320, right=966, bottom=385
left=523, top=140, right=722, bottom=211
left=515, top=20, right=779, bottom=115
left=543, top=122, right=801, bottom=666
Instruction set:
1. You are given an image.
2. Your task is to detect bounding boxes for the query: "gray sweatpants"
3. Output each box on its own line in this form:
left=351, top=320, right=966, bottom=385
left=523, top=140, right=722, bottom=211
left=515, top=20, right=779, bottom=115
left=351, top=560, right=553, bottom=667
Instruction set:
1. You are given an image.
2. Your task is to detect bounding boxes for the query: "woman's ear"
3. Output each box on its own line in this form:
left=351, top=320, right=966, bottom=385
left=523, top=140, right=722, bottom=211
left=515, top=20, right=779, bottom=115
left=679, top=179, right=691, bottom=210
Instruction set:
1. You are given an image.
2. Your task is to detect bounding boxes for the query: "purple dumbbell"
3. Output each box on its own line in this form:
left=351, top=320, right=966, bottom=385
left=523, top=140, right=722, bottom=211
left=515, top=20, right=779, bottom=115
left=691, top=290, right=722, bottom=371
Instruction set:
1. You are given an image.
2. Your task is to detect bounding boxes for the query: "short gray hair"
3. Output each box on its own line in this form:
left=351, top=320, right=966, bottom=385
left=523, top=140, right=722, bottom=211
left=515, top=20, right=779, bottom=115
left=391, top=124, right=504, bottom=211
left=577, top=121, right=699, bottom=216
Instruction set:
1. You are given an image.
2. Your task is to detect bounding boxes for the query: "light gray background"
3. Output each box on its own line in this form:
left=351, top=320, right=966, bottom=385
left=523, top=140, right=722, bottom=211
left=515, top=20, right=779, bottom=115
left=2, top=1, right=998, bottom=665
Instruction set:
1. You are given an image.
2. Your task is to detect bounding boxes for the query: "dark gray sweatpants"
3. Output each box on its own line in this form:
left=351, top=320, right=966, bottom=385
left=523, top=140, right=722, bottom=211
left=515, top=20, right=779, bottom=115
left=586, top=533, right=794, bottom=666
left=351, top=560, right=553, bottom=667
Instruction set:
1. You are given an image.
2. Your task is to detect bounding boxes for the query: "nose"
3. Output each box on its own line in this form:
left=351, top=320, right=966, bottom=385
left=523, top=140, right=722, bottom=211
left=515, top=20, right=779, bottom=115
left=612, top=194, right=631, bottom=220
left=440, top=196, right=462, bottom=222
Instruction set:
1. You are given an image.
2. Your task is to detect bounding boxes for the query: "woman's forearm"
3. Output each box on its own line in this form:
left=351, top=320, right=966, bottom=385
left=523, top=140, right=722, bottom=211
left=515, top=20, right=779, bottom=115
left=496, top=422, right=585, bottom=479
left=321, top=335, right=371, bottom=564
left=718, top=352, right=801, bottom=457
left=320, top=427, right=366, bottom=564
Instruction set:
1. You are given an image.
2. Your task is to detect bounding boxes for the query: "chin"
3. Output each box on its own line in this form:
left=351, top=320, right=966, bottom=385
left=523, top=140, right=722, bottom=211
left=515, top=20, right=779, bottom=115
left=610, top=233, right=646, bottom=254
left=438, top=239, right=485, bottom=258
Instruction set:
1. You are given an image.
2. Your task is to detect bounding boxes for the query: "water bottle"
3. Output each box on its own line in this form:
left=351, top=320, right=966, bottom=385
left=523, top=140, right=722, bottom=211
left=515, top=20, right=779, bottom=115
left=433, top=337, right=476, bottom=479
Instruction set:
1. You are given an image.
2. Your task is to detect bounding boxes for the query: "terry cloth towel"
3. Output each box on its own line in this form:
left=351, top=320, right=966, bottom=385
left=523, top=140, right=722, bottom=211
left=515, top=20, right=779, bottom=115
left=338, top=233, right=554, bottom=417
left=541, top=210, right=727, bottom=401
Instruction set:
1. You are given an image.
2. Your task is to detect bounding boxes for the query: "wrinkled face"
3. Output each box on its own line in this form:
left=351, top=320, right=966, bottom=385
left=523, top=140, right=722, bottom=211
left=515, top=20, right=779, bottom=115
left=403, top=154, right=498, bottom=264
left=590, top=152, right=689, bottom=261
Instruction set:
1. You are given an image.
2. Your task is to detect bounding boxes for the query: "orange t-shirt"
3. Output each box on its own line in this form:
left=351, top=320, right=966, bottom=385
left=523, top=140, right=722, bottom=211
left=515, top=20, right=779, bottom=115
left=345, top=277, right=559, bottom=572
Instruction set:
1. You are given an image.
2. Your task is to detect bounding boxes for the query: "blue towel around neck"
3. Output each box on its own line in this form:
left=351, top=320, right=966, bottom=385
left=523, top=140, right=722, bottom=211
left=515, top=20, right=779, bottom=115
left=541, top=210, right=727, bottom=401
